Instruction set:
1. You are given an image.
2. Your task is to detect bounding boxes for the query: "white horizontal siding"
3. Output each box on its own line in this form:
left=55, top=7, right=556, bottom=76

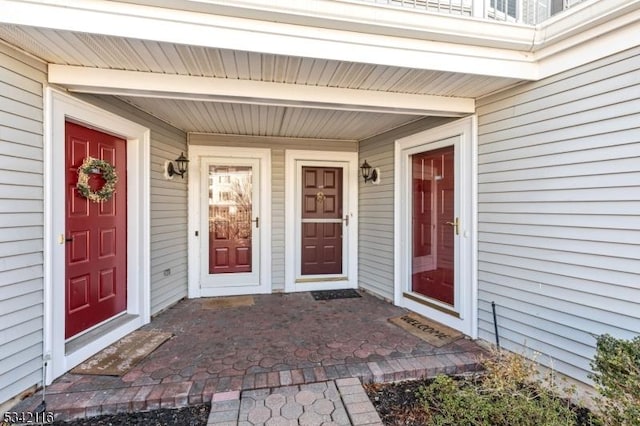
left=357, top=117, right=457, bottom=300
left=77, top=94, right=188, bottom=315
left=188, top=133, right=358, bottom=291
left=0, top=42, right=46, bottom=406
left=477, top=45, right=640, bottom=384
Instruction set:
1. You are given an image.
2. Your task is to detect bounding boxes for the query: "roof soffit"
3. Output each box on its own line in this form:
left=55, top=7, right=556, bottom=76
left=2, top=0, right=638, bottom=83
left=0, top=0, right=538, bottom=79
left=0, top=0, right=637, bottom=135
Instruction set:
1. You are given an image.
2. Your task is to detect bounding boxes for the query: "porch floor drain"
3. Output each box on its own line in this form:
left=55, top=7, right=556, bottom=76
left=311, top=289, right=362, bottom=301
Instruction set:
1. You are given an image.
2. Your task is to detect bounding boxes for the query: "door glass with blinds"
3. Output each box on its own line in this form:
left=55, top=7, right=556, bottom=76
left=200, top=158, right=260, bottom=288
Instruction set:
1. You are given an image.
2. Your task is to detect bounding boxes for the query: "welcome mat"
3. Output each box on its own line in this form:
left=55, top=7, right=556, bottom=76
left=201, top=295, right=255, bottom=310
left=311, top=289, right=362, bottom=301
left=389, top=312, right=462, bottom=347
left=71, top=331, right=172, bottom=376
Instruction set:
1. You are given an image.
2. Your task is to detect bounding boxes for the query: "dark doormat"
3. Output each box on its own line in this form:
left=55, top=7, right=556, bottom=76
left=311, top=289, right=362, bottom=300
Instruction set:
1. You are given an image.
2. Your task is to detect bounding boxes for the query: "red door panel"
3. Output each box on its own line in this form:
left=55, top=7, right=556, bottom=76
left=65, top=121, right=127, bottom=338
left=301, top=167, right=343, bottom=275
left=208, top=166, right=253, bottom=274
left=411, top=146, right=455, bottom=305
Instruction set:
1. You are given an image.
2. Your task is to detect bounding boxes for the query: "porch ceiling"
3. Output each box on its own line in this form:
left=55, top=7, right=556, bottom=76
left=116, top=96, right=423, bottom=139
left=0, top=0, right=530, bottom=140
left=0, top=25, right=520, bottom=98
left=0, top=21, right=526, bottom=139
left=2, top=0, right=638, bottom=135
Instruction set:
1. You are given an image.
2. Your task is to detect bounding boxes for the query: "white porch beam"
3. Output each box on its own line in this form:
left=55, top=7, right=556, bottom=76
left=48, top=65, right=475, bottom=116
left=1, top=0, right=538, bottom=80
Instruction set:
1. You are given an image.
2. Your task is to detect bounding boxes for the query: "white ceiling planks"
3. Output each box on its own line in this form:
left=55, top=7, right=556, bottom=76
left=119, top=96, right=419, bottom=139
left=0, top=26, right=520, bottom=97
left=0, top=23, right=519, bottom=139
left=0, top=0, right=633, bottom=143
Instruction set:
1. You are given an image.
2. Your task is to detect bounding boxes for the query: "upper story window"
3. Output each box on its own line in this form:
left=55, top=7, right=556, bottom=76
left=491, top=0, right=516, bottom=19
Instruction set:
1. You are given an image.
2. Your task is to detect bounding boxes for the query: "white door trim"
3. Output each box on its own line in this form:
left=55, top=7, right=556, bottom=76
left=285, top=150, right=358, bottom=293
left=44, top=88, right=151, bottom=383
left=393, top=116, right=478, bottom=338
left=187, top=145, right=272, bottom=297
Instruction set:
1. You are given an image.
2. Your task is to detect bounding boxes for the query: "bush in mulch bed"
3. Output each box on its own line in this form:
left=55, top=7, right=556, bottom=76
left=365, top=351, right=599, bottom=426
left=589, top=334, right=640, bottom=426
left=51, top=403, right=210, bottom=426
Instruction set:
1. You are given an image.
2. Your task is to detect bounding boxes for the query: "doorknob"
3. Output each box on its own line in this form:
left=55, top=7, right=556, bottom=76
left=446, top=217, right=460, bottom=235
left=59, top=234, right=73, bottom=244
left=252, top=217, right=259, bottom=228
left=343, top=215, right=349, bottom=227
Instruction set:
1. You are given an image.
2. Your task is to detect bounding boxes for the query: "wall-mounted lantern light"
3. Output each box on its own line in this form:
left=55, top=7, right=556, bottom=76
left=166, top=152, right=189, bottom=179
left=360, top=160, right=379, bottom=184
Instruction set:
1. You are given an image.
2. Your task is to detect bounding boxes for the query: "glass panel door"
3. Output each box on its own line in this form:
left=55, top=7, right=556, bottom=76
left=200, top=158, right=260, bottom=288
left=410, top=145, right=455, bottom=306
left=208, top=165, right=253, bottom=274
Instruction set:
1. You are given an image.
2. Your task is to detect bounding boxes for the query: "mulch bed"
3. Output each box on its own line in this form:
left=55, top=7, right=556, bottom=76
left=365, top=380, right=430, bottom=426
left=365, top=378, right=596, bottom=426
left=52, top=403, right=210, bottom=425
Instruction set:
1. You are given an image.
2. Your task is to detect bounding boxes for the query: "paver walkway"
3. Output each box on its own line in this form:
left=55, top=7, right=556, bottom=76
left=208, top=378, right=381, bottom=426
left=13, top=292, right=485, bottom=422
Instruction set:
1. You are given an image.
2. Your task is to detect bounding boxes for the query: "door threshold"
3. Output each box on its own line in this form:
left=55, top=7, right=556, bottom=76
left=296, top=276, right=348, bottom=283
left=65, top=313, right=139, bottom=355
left=403, top=292, right=460, bottom=318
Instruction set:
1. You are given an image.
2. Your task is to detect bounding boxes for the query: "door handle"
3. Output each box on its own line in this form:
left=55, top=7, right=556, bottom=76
left=343, top=215, right=349, bottom=227
left=252, top=217, right=259, bottom=228
left=446, top=217, right=460, bottom=235
left=59, top=234, right=73, bottom=244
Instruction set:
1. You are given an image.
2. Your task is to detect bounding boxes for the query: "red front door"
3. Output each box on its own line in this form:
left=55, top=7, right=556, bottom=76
left=301, top=166, right=343, bottom=275
left=65, top=122, right=127, bottom=338
left=411, top=146, right=455, bottom=305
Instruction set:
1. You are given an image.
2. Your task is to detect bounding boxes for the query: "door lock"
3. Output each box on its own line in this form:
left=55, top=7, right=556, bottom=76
left=446, top=217, right=460, bottom=235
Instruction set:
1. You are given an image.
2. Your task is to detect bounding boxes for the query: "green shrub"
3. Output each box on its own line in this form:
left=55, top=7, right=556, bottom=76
left=417, top=351, right=579, bottom=426
left=589, top=334, right=640, bottom=426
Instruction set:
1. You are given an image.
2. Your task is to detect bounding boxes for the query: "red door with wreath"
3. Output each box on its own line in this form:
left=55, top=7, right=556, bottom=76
left=65, top=121, right=127, bottom=338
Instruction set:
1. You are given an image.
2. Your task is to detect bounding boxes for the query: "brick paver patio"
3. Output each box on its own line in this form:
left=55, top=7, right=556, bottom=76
left=13, top=291, right=485, bottom=422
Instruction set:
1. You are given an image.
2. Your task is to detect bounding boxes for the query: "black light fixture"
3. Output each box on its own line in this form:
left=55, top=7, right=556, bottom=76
left=167, top=152, right=189, bottom=178
left=360, top=160, right=378, bottom=183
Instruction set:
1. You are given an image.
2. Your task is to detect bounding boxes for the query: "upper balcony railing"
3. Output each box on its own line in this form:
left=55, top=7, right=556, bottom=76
left=353, top=0, right=588, bottom=25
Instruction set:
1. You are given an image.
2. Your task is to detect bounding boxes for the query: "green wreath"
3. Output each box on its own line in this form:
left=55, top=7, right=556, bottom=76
left=77, top=156, right=118, bottom=203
